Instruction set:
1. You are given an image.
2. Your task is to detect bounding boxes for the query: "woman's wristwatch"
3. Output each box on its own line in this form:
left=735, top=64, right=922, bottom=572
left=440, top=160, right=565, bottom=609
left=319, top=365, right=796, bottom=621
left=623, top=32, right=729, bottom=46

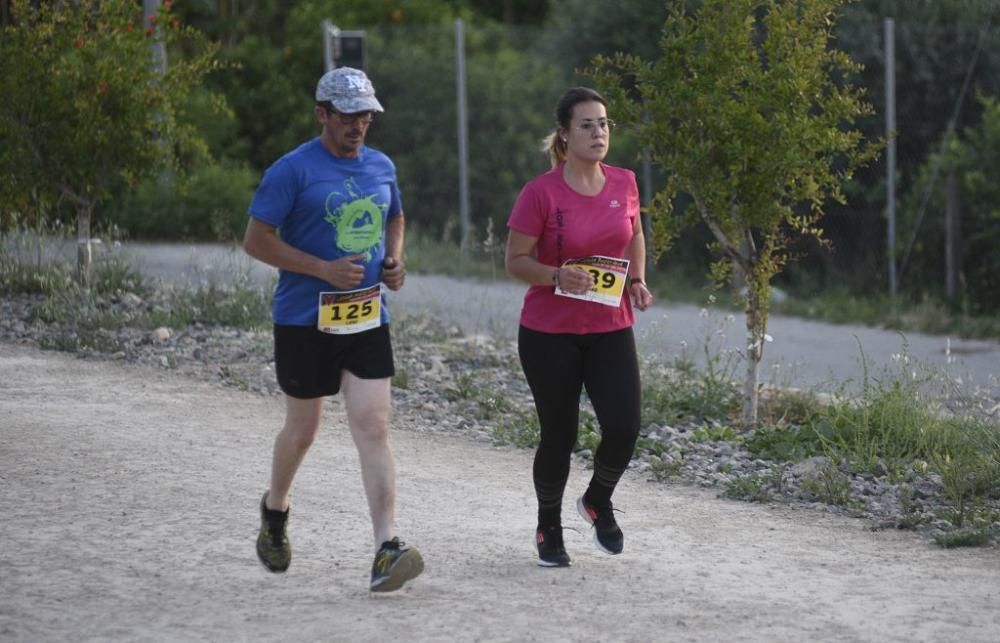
left=629, top=277, right=645, bottom=287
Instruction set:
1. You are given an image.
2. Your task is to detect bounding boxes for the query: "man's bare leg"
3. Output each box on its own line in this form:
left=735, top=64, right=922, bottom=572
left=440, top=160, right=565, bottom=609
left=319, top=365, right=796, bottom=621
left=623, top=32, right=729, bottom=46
left=341, top=371, right=395, bottom=547
left=266, top=396, right=324, bottom=511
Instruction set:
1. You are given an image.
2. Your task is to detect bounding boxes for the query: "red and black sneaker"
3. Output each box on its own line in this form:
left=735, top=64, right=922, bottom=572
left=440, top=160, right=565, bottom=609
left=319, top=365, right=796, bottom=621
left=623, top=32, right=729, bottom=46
left=535, top=525, right=571, bottom=567
left=577, top=495, right=624, bottom=554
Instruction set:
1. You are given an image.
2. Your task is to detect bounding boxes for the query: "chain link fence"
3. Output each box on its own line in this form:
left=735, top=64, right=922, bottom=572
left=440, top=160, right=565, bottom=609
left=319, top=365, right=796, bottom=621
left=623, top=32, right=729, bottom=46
left=350, top=13, right=997, bottom=309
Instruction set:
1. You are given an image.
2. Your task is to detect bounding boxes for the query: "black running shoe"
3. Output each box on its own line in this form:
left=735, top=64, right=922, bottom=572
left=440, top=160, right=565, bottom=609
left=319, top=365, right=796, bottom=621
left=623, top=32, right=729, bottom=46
left=535, top=525, right=571, bottom=567
left=256, top=492, right=291, bottom=573
left=577, top=495, right=624, bottom=554
left=370, top=537, right=424, bottom=592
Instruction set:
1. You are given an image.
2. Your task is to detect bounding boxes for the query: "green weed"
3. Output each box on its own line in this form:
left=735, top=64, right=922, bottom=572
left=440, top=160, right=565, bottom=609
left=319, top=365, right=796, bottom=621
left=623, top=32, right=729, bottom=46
left=933, top=529, right=994, bottom=548
left=801, top=461, right=854, bottom=507
left=722, top=473, right=773, bottom=503
left=492, top=407, right=540, bottom=449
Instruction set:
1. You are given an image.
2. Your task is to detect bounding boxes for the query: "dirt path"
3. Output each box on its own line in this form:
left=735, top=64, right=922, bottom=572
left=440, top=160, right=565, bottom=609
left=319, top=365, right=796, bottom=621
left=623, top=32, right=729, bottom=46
left=1, top=342, right=998, bottom=642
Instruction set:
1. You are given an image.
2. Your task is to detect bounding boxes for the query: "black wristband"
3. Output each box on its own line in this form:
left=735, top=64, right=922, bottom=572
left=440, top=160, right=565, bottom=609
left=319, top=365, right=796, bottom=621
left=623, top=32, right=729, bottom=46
left=630, top=277, right=644, bottom=286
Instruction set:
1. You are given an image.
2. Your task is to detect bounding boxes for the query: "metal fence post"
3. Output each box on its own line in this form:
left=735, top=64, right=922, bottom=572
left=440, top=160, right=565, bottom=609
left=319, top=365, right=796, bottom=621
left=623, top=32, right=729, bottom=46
left=884, top=17, right=897, bottom=297
left=455, top=19, right=471, bottom=255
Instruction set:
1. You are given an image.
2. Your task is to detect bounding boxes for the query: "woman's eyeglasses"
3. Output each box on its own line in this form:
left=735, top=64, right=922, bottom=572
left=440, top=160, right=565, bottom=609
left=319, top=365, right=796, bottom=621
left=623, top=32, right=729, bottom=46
left=573, top=118, right=616, bottom=134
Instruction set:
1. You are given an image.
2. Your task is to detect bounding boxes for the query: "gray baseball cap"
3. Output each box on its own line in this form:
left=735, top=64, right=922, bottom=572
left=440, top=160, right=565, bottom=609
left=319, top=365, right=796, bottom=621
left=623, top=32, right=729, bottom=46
left=315, top=67, right=384, bottom=113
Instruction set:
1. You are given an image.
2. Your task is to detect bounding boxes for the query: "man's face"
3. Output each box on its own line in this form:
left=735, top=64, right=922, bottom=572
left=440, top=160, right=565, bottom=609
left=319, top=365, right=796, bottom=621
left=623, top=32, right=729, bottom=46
left=316, top=105, right=375, bottom=158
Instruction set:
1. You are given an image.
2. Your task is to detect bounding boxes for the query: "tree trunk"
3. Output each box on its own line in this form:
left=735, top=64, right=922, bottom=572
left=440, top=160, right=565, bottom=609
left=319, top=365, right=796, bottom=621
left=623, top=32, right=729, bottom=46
left=77, top=205, right=92, bottom=289
left=741, top=277, right=764, bottom=430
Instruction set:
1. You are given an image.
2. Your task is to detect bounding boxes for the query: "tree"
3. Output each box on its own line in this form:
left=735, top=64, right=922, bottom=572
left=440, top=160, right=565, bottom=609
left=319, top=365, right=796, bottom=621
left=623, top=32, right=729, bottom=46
left=0, top=0, right=221, bottom=285
left=590, top=0, right=880, bottom=428
left=901, top=94, right=1000, bottom=314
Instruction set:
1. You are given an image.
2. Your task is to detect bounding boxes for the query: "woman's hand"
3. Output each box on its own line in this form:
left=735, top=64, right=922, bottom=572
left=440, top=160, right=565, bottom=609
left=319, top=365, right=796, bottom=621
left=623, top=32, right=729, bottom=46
left=556, top=266, right=595, bottom=295
left=630, top=281, right=653, bottom=311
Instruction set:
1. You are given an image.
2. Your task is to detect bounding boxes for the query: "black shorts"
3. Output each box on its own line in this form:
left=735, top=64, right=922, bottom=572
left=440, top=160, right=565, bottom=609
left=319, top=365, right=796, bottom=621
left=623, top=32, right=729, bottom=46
left=273, top=323, right=395, bottom=399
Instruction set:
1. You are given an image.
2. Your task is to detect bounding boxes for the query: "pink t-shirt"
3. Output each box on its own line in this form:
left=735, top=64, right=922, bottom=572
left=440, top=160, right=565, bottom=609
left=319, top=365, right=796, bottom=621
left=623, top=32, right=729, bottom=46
left=507, top=162, right=639, bottom=334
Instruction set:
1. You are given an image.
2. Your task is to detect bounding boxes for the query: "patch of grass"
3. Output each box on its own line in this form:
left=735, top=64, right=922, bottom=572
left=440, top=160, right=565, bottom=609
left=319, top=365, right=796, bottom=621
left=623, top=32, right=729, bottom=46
left=154, top=284, right=271, bottom=329
left=492, top=407, right=540, bottom=449
left=746, top=424, right=825, bottom=462
left=933, top=529, right=994, bottom=548
left=391, top=367, right=410, bottom=390
left=404, top=226, right=505, bottom=282
left=722, top=473, right=774, bottom=503
left=894, top=485, right=928, bottom=530
left=773, top=288, right=1000, bottom=341
left=930, top=432, right=1000, bottom=528
left=648, top=457, right=684, bottom=482
left=642, top=365, right=741, bottom=427
left=641, top=305, right=742, bottom=426
left=691, top=423, right=741, bottom=443
left=801, top=461, right=854, bottom=507
left=445, top=372, right=481, bottom=401
left=759, top=387, right=823, bottom=428
left=575, top=410, right=600, bottom=452
left=635, top=436, right=667, bottom=457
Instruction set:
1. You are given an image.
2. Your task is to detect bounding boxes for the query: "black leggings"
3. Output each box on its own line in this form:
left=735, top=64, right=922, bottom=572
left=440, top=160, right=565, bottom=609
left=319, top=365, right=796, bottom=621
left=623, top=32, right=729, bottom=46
left=518, top=325, right=641, bottom=528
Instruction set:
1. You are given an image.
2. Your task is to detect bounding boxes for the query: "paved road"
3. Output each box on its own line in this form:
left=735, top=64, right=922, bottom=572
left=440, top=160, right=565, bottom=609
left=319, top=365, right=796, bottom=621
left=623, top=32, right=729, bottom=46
left=21, top=239, right=1000, bottom=399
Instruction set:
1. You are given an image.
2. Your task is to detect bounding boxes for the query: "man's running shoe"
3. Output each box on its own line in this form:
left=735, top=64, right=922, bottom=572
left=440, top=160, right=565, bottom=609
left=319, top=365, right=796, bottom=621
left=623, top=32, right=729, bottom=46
left=256, top=492, right=291, bottom=572
left=370, top=537, right=424, bottom=592
left=535, top=525, right=571, bottom=567
left=577, top=495, right=624, bottom=554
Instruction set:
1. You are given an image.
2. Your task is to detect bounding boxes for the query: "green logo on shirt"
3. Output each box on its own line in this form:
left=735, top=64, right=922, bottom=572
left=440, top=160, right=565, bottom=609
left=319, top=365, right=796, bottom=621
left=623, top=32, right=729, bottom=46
left=323, top=177, right=386, bottom=259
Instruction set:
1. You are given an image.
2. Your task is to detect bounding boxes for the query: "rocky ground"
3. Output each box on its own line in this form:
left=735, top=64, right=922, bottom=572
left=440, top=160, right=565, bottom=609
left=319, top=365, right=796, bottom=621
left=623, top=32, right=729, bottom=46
left=1, top=288, right=997, bottom=549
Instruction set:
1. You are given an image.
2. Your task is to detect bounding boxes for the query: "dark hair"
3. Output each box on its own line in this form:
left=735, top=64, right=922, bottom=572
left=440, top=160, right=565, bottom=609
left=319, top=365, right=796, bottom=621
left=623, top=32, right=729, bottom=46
left=543, top=87, right=608, bottom=167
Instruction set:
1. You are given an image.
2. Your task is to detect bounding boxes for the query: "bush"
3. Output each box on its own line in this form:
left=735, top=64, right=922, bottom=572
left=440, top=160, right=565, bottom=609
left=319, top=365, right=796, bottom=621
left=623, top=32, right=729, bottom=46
left=105, top=160, right=257, bottom=241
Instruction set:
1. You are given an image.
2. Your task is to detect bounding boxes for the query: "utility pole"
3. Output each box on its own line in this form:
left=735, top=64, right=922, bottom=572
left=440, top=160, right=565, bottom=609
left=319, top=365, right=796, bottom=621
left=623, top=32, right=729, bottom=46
left=455, top=18, right=470, bottom=255
left=884, top=17, right=897, bottom=297
left=143, top=0, right=167, bottom=76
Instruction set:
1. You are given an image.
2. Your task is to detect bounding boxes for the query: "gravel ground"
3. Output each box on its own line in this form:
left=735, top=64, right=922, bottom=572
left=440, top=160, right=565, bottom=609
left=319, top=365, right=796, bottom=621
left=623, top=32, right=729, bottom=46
left=5, top=341, right=999, bottom=642
left=1, top=288, right=997, bottom=548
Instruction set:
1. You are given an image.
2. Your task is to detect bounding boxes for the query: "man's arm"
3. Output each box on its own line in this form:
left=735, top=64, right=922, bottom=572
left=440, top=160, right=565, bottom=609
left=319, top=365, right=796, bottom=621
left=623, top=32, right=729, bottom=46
left=381, top=213, right=406, bottom=291
left=243, top=217, right=365, bottom=290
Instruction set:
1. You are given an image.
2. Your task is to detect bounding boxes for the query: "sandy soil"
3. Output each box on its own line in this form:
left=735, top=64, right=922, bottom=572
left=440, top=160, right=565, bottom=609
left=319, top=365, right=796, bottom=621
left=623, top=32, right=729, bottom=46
left=1, top=342, right=998, bottom=642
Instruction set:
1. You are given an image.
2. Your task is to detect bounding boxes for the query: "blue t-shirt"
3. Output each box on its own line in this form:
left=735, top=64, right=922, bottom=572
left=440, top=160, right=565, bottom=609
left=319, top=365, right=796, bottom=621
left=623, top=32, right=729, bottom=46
left=248, top=139, right=403, bottom=326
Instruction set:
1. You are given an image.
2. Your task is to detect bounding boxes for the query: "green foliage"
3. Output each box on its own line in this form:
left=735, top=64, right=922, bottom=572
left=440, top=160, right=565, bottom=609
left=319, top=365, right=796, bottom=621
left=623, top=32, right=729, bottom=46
left=933, top=529, right=994, bottom=549
left=104, top=160, right=257, bottom=241
left=1, top=222, right=144, bottom=297
left=642, top=367, right=741, bottom=426
left=0, top=0, right=223, bottom=210
left=641, top=313, right=742, bottom=426
left=0, top=0, right=225, bottom=281
left=722, top=470, right=782, bottom=503
left=930, top=426, right=1000, bottom=528
left=576, top=410, right=600, bottom=452
left=391, top=367, right=410, bottom=390
left=405, top=226, right=508, bottom=281
left=691, top=423, right=742, bottom=443
left=370, top=22, right=562, bottom=239
left=153, top=284, right=271, bottom=330
left=746, top=424, right=826, bottom=462
left=635, top=437, right=668, bottom=458
left=492, top=407, right=541, bottom=449
left=769, top=286, right=1000, bottom=340
left=648, top=457, right=684, bottom=482
left=801, top=460, right=855, bottom=506
left=897, top=94, right=1000, bottom=315
left=590, top=0, right=881, bottom=427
